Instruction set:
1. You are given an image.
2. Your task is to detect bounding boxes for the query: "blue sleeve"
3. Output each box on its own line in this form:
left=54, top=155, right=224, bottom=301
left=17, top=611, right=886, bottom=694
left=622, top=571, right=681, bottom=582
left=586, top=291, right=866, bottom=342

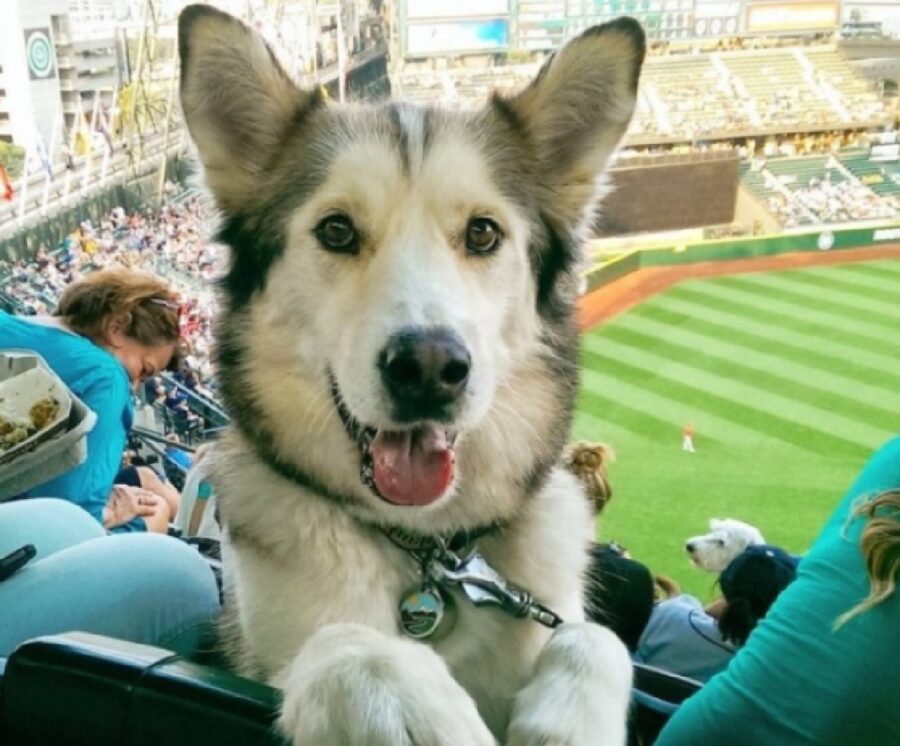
left=28, top=370, right=135, bottom=528
left=655, top=437, right=900, bottom=746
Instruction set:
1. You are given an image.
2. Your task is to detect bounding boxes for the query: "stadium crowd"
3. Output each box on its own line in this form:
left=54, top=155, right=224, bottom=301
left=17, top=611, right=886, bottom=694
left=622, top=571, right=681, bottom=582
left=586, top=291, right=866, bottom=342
left=0, top=189, right=223, bottom=395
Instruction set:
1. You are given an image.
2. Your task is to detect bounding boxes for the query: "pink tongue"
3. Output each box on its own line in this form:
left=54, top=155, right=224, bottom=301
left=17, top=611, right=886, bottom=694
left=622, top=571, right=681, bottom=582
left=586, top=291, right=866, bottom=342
left=370, top=425, right=455, bottom=506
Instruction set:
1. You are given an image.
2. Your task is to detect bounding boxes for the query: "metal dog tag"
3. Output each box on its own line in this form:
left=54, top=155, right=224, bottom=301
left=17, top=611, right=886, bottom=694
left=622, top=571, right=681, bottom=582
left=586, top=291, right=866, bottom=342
left=399, top=583, right=447, bottom=640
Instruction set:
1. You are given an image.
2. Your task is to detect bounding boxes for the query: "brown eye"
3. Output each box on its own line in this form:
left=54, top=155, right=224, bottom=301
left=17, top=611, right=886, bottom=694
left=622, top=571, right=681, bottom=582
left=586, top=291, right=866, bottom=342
left=465, top=217, right=502, bottom=255
left=315, top=213, right=359, bottom=254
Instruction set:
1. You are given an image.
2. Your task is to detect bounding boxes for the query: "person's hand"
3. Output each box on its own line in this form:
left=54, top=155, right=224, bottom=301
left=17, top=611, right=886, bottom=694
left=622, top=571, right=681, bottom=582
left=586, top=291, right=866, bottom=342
left=103, top=485, right=162, bottom=529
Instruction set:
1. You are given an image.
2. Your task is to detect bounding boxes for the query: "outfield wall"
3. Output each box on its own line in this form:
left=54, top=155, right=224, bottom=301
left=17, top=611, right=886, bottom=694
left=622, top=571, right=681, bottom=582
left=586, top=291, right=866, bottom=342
left=585, top=222, right=900, bottom=290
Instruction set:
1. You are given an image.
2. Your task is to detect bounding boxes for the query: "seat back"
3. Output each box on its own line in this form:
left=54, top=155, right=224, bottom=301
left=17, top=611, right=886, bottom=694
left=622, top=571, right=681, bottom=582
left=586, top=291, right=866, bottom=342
left=629, top=663, right=702, bottom=745
left=1, top=634, right=285, bottom=746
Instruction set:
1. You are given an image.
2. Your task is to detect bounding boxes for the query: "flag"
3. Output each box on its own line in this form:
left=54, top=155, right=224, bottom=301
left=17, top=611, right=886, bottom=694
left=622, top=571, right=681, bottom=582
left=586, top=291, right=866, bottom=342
left=0, top=165, right=13, bottom=201
left=35, top=132, right=53, bottom=178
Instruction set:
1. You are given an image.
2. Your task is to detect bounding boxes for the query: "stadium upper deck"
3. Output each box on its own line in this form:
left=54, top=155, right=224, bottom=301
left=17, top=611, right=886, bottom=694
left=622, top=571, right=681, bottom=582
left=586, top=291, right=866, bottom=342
left=393, top=44, right=894, bottom=146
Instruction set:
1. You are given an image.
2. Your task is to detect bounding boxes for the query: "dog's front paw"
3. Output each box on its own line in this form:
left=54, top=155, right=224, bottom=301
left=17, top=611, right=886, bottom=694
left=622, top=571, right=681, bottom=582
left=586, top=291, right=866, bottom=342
left=507, top=622, right=632, bottom=746
left=279, top=623, right=496, bottom=746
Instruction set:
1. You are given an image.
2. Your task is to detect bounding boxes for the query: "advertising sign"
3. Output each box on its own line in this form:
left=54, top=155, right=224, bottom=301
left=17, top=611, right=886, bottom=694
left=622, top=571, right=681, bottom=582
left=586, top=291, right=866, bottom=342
left=407, top=19, right=509, bottom=55
left=745, top=2, right=839, bottom=33
left=24, top=28, right=57, bottom=80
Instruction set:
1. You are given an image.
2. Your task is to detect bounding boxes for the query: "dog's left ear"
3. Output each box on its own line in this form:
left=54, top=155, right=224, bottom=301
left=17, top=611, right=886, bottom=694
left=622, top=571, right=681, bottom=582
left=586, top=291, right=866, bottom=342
left=506, top=18, right=645, bottom=230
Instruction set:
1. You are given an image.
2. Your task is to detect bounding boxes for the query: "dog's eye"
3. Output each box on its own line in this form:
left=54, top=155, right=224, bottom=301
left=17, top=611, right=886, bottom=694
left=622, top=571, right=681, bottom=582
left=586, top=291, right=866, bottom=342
left=315, top=214, right=359, bottom=254
left=715, top=539, right=726, bottom=547
left=465, top=217, right=502, bottom=255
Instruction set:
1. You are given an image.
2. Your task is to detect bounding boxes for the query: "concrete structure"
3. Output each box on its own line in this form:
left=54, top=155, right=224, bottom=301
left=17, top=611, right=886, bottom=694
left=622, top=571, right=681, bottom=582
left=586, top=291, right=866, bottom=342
left=0, top=0, right=123, bottom=155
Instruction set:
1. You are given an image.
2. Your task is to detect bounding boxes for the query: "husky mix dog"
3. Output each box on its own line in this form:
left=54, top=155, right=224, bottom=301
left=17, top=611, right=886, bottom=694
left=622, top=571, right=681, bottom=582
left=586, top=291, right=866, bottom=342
left=178, top=5, right=645, bottom=744
left=686, top=518, right=767, bottom=573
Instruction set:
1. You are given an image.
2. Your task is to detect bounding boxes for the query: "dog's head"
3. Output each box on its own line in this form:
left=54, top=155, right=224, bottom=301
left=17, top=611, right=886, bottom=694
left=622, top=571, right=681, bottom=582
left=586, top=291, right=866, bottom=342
left=178, top=5, right=644, bottom=531
left=685, top=518, right=766, bottom=573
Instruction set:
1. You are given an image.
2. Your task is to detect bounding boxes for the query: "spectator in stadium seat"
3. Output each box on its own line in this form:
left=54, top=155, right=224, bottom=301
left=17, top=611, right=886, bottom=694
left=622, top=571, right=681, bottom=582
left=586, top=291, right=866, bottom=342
left=0, top=498, right=220, bottom=658
left=656, top=437, right=900, bottom=746
left=634, top=544, right=797, bottom=683
left=0, top=269, right=180, bottom=533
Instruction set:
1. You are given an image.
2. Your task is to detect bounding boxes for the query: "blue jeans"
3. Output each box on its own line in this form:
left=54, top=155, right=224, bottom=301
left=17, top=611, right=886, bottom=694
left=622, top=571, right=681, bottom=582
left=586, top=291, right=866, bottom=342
left=0, top=498, right=221, bottom=658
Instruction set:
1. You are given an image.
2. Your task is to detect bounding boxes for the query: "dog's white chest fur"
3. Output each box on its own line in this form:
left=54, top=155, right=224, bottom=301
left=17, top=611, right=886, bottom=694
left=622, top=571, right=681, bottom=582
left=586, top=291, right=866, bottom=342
left=215, top=435, right=600, bottom=737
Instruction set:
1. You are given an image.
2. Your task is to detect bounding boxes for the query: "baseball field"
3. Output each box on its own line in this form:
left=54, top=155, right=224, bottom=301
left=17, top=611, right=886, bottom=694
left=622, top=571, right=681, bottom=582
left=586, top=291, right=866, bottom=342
left=575, top=256, right=900, bottom=600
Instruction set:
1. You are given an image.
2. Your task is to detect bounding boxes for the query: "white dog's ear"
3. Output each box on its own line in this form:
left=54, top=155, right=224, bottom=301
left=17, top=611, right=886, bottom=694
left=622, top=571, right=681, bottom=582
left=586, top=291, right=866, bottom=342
left=178, top=4, right=319, bottom=213
left=506, top=18, right=645, bottom=230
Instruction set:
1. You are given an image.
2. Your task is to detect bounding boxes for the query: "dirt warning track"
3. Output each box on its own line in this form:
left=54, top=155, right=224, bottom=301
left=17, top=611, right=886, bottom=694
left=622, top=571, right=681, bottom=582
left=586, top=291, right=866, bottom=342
left=577, top=244, right=900, bottom=330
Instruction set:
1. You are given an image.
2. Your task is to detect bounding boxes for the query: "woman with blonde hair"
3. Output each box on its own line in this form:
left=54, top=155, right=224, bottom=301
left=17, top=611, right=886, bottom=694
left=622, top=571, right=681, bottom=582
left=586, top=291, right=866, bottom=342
left=656, top=437, right=900, bottom=746
left=0, top=269, right=181, bottom=532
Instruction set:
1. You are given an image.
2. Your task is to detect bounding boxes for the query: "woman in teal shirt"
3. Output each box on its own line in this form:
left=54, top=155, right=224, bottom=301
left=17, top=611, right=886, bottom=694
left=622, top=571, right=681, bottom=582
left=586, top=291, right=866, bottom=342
left=1, top=269, right=180, bottom=532
left=656, top=437, right=900, bottom=746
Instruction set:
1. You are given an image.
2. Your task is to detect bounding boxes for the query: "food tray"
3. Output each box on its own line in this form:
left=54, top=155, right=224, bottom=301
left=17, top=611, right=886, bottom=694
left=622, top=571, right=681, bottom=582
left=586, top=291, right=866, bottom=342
left=0, top=356, right=72, bottom=466
left=0, top=351, right=97, bottom=499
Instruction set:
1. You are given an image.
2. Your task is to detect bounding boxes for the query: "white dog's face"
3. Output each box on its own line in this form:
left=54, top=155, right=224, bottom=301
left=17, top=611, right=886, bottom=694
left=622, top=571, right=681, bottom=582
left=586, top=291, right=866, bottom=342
left=685, top=518, right=766, bottom=573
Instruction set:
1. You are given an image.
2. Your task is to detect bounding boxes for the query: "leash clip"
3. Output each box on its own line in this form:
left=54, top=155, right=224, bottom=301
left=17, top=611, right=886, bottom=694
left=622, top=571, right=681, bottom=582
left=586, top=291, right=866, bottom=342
left=428, top=551, right=563, bottom=629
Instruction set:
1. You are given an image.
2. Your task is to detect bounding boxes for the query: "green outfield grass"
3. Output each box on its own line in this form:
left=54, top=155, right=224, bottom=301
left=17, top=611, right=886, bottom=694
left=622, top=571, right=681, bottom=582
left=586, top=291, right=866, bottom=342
left=574, top=258, right=900, bottom=600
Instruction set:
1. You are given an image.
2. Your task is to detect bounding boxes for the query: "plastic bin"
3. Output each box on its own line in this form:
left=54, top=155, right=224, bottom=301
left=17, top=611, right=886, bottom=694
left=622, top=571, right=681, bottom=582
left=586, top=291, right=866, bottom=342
left=0, top=351, right=97, bottom=500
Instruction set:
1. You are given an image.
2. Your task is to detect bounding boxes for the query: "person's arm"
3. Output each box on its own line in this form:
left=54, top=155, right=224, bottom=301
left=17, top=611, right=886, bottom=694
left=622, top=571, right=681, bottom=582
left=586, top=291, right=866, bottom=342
left=31, top=369, right=142, bottom=529
left=656, top=437, right=900, bottom=746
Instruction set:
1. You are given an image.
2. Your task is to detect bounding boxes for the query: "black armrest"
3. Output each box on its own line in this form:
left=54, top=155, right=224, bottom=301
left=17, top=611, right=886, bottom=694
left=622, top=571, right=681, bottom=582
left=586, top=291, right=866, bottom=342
left=633, top=663, right=702, bottom=705
left=628, top=664, right=702, bottom=746
left=1, top=633, right=286, bottom=746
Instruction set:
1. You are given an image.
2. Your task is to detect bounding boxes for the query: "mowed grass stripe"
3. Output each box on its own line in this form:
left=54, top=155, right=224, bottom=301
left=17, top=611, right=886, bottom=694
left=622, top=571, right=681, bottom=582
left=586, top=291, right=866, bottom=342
left=576, top=386, right=705, bottom=445
left=843, top=261, right=900, bottom=284
left=578, top=365, right=763, bottom=446
left=594, top=315, right=900, bottom=419
left=580, top=344, right=880, bottom=457
left=571, top=410, right=652, bottom=447
left=644, top=294, right=900, bottom=377
left=736, top=270, right=900, bottom=319
left=666, top=284, right=899, bottom=359
left=704, top=275, right=900, bottom=338
left=785, top=266, right=900, bottom=305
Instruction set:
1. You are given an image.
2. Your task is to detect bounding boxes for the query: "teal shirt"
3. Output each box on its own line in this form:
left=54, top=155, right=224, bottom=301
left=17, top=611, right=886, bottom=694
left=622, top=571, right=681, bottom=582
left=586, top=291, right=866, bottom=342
left=0, top=313, right=140, bottom=531
left=657, top=437, right=900, bottom=746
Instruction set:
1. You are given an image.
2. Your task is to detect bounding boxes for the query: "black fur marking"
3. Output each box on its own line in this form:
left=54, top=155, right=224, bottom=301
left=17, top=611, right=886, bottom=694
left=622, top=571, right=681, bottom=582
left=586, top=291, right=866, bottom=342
left=387, top=104, right=411, bottom=174
left=533, top=216, right=578, bottom=322
left=217, top=212, right=286, bottom=312
left=489, top=95, right=526, bottom=136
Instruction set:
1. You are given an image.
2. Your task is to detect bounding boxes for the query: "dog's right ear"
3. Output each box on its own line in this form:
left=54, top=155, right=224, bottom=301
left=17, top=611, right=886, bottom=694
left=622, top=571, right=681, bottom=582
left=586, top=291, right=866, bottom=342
left=178, top=4, right=318, bottom=214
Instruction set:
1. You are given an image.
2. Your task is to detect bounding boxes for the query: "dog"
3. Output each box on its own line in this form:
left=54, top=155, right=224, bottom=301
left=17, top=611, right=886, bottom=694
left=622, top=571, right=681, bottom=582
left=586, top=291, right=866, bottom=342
left=178, top=5, right=645, bottom=744
left=685, top=518, right=766, bottom=573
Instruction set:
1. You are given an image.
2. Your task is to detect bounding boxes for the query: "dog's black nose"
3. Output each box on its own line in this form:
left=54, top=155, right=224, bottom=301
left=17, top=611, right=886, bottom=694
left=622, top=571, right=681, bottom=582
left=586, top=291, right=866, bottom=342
left=379, top=326, right=471, bottom=421
left=685, top=542, right=696, bottom=553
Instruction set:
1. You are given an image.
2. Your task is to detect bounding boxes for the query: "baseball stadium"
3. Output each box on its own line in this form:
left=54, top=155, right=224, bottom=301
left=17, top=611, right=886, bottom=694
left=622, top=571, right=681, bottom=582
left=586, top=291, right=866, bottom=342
left=0, top=1, right=898, bottom=745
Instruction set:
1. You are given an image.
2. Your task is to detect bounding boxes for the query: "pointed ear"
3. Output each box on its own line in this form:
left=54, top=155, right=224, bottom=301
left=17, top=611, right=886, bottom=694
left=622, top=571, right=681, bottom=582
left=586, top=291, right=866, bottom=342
left=178, top=4, right=317, bottom=213
left=505, top=18, right=645, bottom=230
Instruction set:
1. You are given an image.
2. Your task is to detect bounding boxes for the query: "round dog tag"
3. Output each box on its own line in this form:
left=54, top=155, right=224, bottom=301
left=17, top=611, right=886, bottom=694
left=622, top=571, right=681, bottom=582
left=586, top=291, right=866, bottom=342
left=399, top=584, right=448, bottom=640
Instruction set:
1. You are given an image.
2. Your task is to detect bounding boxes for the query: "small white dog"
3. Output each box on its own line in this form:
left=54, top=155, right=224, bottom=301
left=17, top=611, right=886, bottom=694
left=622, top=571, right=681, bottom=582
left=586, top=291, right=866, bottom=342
left=685, top=518, right=766, bottom=573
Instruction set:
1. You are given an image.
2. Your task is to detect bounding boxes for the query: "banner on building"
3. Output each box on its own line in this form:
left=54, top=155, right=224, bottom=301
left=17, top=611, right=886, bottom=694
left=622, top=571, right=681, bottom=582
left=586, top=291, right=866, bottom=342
left=745, top=2, right=840, bottom=33
left=406, top=19, right=509, bottom=56
left=24, top=28, right=57, bottom=80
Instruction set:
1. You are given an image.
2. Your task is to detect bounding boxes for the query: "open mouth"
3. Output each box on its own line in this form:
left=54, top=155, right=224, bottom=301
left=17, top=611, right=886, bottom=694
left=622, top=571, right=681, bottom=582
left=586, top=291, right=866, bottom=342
left=329, top=373, right=458, bottom=507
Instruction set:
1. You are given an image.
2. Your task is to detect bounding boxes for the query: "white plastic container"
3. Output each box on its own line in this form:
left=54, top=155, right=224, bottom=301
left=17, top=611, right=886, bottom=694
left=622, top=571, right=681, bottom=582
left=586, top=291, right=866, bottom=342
left=0, top=351, right=97, bottom=499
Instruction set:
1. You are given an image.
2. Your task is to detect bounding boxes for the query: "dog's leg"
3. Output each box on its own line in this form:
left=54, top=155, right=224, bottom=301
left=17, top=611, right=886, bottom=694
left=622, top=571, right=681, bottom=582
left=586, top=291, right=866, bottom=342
left=279, top=623, right=496, bottom=746
left=506, top=623, right=632, bottom=746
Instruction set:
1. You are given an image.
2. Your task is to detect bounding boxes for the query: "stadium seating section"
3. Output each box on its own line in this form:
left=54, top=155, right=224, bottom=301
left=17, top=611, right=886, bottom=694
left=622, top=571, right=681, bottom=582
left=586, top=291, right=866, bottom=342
left=739, top=154, right=897, bottom=227
left=393, top=45, right=891, bottom=145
